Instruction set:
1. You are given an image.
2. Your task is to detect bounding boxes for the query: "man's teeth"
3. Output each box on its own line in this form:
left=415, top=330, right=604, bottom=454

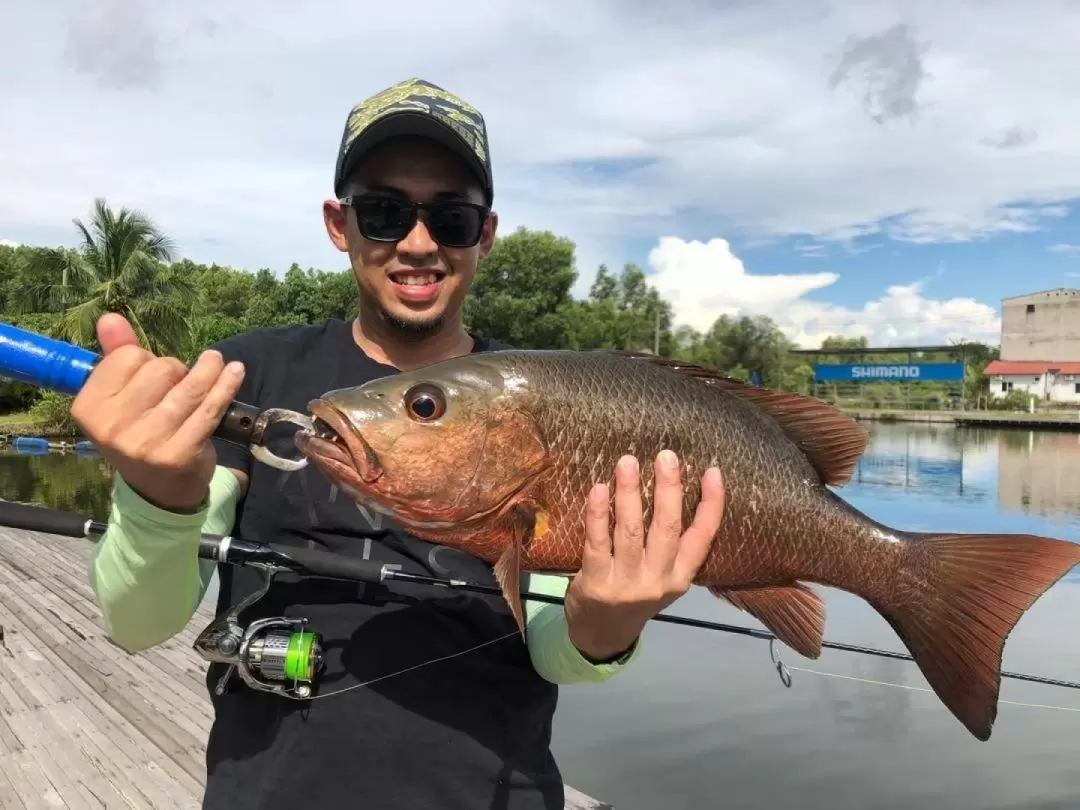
left=395, top=274, right=440, bottom=286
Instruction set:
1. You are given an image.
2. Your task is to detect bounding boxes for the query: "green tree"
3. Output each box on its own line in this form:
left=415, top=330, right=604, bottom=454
left=463, top=227, right=578, bottom=348
left=567, top=263, right=674, bottom=353
left=10, top=198, right=197, bottom=356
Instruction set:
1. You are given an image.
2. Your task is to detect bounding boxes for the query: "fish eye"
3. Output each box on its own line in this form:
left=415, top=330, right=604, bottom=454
left=403, top=383, right=446, bottom=422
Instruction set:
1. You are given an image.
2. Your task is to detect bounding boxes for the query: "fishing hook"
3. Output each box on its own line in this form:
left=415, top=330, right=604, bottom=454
left=770, top=637, right=793, bottom=688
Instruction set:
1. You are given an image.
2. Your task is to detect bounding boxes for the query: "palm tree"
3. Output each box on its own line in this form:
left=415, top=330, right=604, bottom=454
left=13, top=198, right=197, bottom=357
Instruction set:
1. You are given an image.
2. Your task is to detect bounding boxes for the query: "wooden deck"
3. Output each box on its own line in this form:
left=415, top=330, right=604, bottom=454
left=0, top=522, right=610, bottom=809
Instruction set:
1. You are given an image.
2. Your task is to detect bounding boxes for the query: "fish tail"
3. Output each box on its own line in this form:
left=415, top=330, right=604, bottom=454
left=875, top=532, right=1080, bottom=741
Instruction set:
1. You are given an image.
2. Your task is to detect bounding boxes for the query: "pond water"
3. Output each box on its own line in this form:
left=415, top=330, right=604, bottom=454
left=3, top=422, right=1080, bottom=809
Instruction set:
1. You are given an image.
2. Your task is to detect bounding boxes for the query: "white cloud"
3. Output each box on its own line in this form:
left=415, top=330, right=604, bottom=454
left=646, top=236, right=1001, bottom=348
left=1, top=0, right=1078, bottom=314
left=0, top=240, right=19, bottom=248
left=1049, top=243, right=1080, bottom=254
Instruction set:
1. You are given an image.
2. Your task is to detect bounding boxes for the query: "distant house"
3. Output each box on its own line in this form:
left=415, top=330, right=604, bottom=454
left=984, top=360, right=1080, bottom=404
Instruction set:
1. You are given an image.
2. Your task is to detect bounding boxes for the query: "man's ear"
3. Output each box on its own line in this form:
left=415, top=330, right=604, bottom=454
left=323, top=199, right=349, bottom=252
left=478, top=210, right=498, bottom=260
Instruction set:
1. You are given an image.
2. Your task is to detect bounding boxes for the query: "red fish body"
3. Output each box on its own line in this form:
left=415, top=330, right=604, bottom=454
left=295, top=349, right=1080, bottom=742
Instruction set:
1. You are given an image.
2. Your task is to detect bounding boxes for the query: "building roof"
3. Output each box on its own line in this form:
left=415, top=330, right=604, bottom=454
left=985, top=360, right=1080, bottom=375
left=1002, top=287, right=1080, bottom=303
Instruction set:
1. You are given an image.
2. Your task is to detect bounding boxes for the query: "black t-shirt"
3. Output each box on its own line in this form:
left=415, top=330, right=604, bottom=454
left=204, top=317, right=563, bottom=810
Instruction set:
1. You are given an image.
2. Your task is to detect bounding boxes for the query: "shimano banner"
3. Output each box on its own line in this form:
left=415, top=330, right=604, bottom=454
left=813, top=363, right=965, bottom=382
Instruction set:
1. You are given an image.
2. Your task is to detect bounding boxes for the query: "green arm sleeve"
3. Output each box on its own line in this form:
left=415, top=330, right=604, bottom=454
left=523, top=573, right=642, bottom=684
left=88, top=465, right=241, bottom=653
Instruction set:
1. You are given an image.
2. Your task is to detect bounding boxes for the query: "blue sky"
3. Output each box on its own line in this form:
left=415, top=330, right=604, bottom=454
left=3, top=0, right=1080, bottom=348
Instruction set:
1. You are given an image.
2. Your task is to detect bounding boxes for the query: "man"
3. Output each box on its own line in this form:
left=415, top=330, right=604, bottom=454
left=78, top=78, right=725, bottom=809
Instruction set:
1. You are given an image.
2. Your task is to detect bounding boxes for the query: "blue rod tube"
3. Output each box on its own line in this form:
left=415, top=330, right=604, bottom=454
left=0, top=324, right=99, bottom=396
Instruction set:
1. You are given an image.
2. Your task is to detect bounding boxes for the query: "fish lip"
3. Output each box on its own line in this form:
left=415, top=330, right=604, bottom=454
left=299, top=399, right=383, bottom=484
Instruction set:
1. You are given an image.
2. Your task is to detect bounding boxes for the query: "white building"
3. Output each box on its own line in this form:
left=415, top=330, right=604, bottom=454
left=984, top=360, right=1080, bottom=404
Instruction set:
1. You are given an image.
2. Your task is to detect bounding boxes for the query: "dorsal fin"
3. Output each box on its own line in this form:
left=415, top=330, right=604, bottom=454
left=608, top=351, right=870, bottom=486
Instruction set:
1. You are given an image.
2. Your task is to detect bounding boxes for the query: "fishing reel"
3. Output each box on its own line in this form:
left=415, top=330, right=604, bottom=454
left=193, top=563, right=325, bottom=700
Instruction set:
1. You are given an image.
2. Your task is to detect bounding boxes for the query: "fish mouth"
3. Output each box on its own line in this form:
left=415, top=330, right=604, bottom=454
left=295, top=399, right=382, bottom=485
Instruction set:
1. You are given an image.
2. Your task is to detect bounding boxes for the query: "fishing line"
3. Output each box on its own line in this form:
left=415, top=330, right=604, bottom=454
left=398, top=570, right=1080, bottom=693
left=783, top=666, right=1080, bottom=714
left=306, top=632, right=520, bottom=700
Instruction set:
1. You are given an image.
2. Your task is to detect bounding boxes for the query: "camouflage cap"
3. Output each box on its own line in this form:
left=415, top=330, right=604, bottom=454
left=333, top=77, right=493, bottom=205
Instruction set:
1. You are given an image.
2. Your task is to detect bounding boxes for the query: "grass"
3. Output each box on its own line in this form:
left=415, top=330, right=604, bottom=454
left=0, top=410, right=40, bottom=426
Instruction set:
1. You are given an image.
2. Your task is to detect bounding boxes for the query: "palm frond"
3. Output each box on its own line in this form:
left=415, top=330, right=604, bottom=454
left=128, top=297, right=193, bottom=356
left=56, top=298, right=107, bottom=348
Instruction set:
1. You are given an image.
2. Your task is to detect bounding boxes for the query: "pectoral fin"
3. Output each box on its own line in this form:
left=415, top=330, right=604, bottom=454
left=494, top=505, right=538, bottom=637
left=709, top=583, right=825, bottom=659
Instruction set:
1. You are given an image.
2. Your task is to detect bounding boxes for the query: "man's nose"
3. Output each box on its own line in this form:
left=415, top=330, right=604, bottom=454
left=397, top=216, right=439, bottom=260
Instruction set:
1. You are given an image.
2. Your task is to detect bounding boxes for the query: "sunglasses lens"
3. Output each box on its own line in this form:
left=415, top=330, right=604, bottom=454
left=354, top=198, right=414, bottom=241
left=427, top=203, right=485, bottom=247
left=349, top=197, right=487, bottom=247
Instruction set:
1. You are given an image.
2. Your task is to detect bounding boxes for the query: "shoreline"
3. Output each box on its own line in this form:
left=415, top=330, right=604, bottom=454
left=841, top=408, right=1080, bottom=430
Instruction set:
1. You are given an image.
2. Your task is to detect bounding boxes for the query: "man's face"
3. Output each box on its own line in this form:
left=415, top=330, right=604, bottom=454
left=323, top=135, right=498, bottom=337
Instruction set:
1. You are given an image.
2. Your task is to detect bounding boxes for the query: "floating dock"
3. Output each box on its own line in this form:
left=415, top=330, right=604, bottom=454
left=0, top=521, right=610, bottom=809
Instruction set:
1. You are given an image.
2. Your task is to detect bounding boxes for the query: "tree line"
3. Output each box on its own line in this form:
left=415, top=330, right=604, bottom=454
left=0, top=199, right=1001, bottom=420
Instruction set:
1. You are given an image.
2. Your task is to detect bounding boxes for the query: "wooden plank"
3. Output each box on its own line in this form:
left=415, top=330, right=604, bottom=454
left=0, top=761, right=25, bottom=810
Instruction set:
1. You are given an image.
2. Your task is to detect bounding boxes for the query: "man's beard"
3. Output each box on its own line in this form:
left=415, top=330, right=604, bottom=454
left=378, top=305, right=446, bottom=341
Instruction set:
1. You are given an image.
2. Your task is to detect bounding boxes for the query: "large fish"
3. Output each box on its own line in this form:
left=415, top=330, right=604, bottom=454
left=293, top=349, right=1080, bottom=741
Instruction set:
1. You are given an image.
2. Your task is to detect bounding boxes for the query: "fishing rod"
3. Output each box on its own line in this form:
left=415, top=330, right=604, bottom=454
left=3, top=325, right=1080, bottom=698
left=2, top=499, right=1078, bottom=702
left=0, top=323, right=311, bottom=472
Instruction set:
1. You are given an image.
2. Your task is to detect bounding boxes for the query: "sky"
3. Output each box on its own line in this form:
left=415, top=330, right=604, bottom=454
left=3, top=0, right=1080, bottom=349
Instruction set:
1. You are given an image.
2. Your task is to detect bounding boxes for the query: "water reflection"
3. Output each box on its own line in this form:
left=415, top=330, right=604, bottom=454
left=0, top=443, right=112, bottom=521
left=994, top=429, right=1080, bottom=520
left=846, top=422, right=1080, bottom=526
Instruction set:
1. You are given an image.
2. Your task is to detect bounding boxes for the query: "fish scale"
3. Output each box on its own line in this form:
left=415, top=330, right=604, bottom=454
left=298, top=348, right=1080, bottom=743
left=500, top=350, right=825, bottom=586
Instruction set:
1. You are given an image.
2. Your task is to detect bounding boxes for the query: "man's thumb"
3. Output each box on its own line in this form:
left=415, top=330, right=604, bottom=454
left=96, top=313, right=141, bottom=354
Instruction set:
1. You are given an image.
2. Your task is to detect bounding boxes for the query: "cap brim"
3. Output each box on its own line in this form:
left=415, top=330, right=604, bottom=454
left=335, top=111, right=492, bottom=203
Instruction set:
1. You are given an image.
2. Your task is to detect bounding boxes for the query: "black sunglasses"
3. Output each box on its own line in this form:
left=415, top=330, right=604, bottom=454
left=339, top=194, right=491, bottom=248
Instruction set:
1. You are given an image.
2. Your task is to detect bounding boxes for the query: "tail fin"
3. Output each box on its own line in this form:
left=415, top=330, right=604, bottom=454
left=877, top=532, right=1080, bottom=741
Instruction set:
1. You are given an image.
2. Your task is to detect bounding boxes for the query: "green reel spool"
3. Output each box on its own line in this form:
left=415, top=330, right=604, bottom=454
left=284, top=631, right=319, bottom=682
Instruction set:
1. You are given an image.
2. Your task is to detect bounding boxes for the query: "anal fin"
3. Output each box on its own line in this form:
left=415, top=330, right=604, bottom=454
left=710, top=583, right=825, bottom=659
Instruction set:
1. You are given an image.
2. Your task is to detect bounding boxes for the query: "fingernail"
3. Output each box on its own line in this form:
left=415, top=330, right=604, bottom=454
left=658, top=449, right=677, bottom=469
left=620, top=455, right=638, bottom=474
left=705, top=467, right=722, bottom=485
left=226, top=361, right=245, bottom=375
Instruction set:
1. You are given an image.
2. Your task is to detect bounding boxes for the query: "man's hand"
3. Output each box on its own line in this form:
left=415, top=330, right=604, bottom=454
left=563, top=450, right=725, bottom=662
left=70, top=313, right=246, bottom=513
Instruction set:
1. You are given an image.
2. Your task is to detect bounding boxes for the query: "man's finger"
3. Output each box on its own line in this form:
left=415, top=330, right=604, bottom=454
left=96, top=313, right=141, bottom=354
left=672, top=467, right=725, bottom=585
left=109, top=356, right=189, bottom=424
left=167, top=359, right=246, bottom=452
left=645, top=449, right=684, bottom=573
left=580, top=482, right=613, bottom=579
left=74, top=343, right=153, bottom=403
left=139, top=350, right=228, bottom=437
left=612, top=455, right=645, bottom=570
